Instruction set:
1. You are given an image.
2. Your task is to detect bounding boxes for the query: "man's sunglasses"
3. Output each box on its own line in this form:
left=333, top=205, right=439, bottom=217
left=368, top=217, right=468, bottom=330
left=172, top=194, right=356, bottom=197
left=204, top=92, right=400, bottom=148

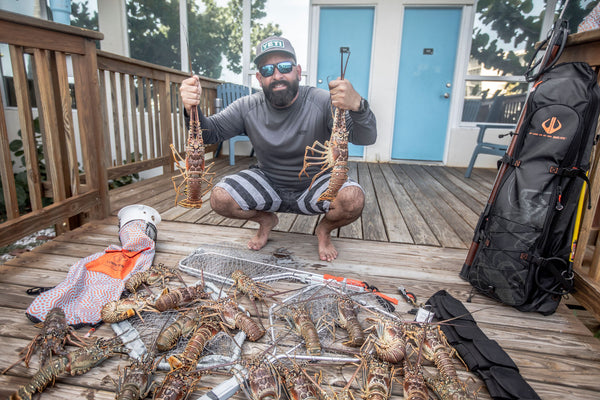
left=259, top=61, right=296, bottom=77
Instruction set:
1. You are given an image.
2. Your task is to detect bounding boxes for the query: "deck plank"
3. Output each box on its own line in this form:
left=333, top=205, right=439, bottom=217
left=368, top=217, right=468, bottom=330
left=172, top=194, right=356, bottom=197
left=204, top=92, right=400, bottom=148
left=380, top=163, right=440, bottom=246
left=426, top=165, right=487, bottom=214
left=289, top=214, right=319, bottom=235
left=357, top=162, right=387, bottom=241
left=273, top=212, right=298, bottom=233
left=412, top=165, right=481, bottom=229
left=368, top=163, right=413, bottom=243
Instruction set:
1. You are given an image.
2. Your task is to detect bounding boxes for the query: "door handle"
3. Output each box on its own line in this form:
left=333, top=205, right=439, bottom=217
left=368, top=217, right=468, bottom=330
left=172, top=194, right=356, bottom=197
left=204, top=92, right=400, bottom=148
left=443, top=93, right=450, bottom=98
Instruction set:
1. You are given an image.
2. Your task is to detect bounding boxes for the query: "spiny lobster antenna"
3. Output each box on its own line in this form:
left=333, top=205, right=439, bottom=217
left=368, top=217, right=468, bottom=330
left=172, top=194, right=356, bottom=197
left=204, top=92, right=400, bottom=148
left=183, top=21, right=198, bottom=121
left=340, top=47, right=351, bottom=80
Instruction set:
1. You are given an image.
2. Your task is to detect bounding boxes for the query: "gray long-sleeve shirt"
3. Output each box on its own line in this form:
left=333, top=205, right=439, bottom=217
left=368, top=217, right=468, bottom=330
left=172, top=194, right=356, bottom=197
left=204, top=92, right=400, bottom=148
left=197, top=85, right=377, bottom=190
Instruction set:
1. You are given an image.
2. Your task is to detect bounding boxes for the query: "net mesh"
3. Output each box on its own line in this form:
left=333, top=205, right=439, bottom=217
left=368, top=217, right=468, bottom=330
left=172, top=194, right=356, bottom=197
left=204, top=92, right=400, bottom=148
left=179, top=245, right=316, bottom=288
left=111, top=280, right=244, bottom=371
left=268, top=283, right=398, bottom=359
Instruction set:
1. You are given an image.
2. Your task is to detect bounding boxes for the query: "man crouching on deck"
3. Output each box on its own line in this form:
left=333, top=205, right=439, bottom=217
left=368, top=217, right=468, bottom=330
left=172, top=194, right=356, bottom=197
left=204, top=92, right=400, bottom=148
left=180, top=36, right=377, bottom=261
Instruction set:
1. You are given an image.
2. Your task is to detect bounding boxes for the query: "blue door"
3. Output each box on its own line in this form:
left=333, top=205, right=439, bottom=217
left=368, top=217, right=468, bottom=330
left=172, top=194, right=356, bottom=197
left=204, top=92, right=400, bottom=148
left=317, top=7, right=374, bottom=158
left=392, top=8, right=461, bottom=160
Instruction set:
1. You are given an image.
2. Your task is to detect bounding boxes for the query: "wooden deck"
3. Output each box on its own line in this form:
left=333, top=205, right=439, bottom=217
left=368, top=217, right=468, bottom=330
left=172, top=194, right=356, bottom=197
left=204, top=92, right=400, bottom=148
left=109, top=157, right=498, bottom=249
left=2, top=158, right=600, bottom=399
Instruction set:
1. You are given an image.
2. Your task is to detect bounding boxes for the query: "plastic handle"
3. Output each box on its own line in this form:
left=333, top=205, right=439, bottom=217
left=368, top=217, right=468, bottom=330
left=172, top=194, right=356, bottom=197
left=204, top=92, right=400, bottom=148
left=323, top=274, right=365, bottom=288
left=371, top=291, right=398, bottom=305
left=322, top=274, right=398, bottom=305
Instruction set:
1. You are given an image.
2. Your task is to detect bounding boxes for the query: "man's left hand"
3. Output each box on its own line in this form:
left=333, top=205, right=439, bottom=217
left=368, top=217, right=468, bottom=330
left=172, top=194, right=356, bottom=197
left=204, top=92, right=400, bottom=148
left=329, top=78, right=362, bottom=111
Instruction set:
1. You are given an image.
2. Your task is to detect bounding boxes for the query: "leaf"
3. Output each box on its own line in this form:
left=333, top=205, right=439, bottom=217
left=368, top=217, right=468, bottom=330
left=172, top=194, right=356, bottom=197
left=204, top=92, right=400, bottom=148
left=9, top=139, right=23, bottom=152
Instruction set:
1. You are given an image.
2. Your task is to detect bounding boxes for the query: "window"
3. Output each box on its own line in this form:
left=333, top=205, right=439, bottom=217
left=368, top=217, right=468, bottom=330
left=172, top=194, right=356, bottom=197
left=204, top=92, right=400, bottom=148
left=462, top=0, right=596, bottom=123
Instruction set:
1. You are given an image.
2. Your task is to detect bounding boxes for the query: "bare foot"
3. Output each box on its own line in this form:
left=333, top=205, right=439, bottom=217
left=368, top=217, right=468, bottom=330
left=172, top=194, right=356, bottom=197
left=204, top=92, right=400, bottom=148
left=248, top=212, right=279, bottom=251
left=316, top=224, right=338, bottom=261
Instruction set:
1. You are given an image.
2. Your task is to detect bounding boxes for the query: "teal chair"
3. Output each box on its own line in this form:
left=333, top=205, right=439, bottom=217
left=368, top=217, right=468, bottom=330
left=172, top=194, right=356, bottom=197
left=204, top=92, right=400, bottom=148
left=464, top=94, right=522, bottom=178
left=464, top=123, right=514, bottom=178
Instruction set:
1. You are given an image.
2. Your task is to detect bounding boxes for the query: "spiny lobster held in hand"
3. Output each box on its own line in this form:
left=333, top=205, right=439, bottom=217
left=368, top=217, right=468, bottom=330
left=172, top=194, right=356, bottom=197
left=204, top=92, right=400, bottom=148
left=299, top=48, right=351, bottom=202
left=170, top=105, right=215, bottom=208
left=10, top=336, right=129, bottom=400
left=2, top=307, right=88, bottom=374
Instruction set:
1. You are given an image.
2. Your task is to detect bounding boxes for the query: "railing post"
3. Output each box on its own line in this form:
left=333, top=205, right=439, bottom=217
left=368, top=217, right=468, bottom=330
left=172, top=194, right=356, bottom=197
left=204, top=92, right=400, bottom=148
left=160, top=74, right=174, bottom=174
left=73, top=40, right=109, bottom=220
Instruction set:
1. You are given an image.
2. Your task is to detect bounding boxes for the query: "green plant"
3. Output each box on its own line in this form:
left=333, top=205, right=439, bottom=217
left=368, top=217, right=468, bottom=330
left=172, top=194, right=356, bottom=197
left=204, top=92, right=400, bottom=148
left=108, top=152, right=141, bottom=189
left=0, top=119, right=51, bottom=222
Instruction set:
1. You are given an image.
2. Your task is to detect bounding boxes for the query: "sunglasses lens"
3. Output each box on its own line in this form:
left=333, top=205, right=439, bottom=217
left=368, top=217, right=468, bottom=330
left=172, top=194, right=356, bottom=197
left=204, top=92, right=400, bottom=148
left=260, top=62, right=295, bottom=77
left=260, top=65, right=275, bottom=77
left=277, top=62, right=294, bottom=74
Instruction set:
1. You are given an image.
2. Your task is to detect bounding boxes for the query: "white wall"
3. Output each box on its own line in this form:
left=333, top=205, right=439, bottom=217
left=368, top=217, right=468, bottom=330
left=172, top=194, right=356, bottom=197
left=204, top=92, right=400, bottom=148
left=308, top=0, right=510, bottom=168
left=446, top=125, right=512, bottom=167
left=97, top=0, right=130, bottom=56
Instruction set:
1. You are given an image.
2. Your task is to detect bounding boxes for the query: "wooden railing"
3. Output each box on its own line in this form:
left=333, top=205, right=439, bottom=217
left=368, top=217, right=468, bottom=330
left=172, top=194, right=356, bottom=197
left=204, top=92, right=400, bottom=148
left=96, top=51, right=220, bottom=181
left=561, top=29, right=600, bottom=320
left=0, top=10, right=220, bottom=248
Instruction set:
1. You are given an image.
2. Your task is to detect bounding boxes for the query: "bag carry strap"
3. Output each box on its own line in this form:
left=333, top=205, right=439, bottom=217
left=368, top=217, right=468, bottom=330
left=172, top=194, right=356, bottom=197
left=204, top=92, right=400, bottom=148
left=549, top=166, right=592, bottom=209
left=533, top=256, right=574, bottom=296
left=426, top=290, right=541, bottom=400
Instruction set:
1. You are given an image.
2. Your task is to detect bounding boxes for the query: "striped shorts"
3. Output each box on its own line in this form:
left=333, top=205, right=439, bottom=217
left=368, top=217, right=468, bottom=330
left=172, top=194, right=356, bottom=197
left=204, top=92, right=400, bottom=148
left=215, top=168, right=362, bottom=215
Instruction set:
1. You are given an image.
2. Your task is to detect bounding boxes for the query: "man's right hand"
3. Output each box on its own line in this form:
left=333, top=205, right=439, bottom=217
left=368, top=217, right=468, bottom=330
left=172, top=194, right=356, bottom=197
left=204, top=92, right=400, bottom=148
left=180, top=75, right=202, bottom=114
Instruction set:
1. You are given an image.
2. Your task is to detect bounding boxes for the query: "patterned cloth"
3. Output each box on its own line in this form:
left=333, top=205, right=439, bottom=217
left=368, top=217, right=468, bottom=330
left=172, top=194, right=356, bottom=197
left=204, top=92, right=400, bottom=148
left=26, top=220, right=156, bottom=326
left=578, top=2, right=600, bottom=33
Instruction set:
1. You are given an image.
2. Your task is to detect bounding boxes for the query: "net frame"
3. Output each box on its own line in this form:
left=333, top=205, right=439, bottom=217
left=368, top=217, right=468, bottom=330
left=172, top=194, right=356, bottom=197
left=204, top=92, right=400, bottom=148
left=179, top=247, right=319, bottom=288
left=267, top=282, right=401, bottom=359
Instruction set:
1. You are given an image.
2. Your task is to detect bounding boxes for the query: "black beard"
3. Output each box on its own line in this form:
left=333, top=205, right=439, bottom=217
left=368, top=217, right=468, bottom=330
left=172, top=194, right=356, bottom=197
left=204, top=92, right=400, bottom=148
left=263, top=79, right=299, bottom=107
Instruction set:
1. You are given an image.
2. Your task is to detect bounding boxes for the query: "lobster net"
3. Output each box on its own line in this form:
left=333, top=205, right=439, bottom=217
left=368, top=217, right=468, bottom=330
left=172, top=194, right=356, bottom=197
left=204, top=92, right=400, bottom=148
left=268, top=283, right=398, bottom=359
left=111, top=279, right=245, bottom=371
left=178, top=245, right=316, bottom=288
left=178, top=245, right=408, bottom=360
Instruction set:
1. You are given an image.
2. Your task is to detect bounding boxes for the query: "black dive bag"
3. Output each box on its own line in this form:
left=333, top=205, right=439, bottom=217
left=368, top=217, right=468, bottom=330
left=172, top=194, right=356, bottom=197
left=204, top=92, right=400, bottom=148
left=460, top=62, right=600, bottom=315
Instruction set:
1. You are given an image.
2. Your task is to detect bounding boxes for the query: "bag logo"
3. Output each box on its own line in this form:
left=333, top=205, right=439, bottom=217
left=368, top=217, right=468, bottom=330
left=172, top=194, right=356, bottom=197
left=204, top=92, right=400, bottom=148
left=542, top=117, right=562, bottom=134
left=529, top=116, right=566, bottom=140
